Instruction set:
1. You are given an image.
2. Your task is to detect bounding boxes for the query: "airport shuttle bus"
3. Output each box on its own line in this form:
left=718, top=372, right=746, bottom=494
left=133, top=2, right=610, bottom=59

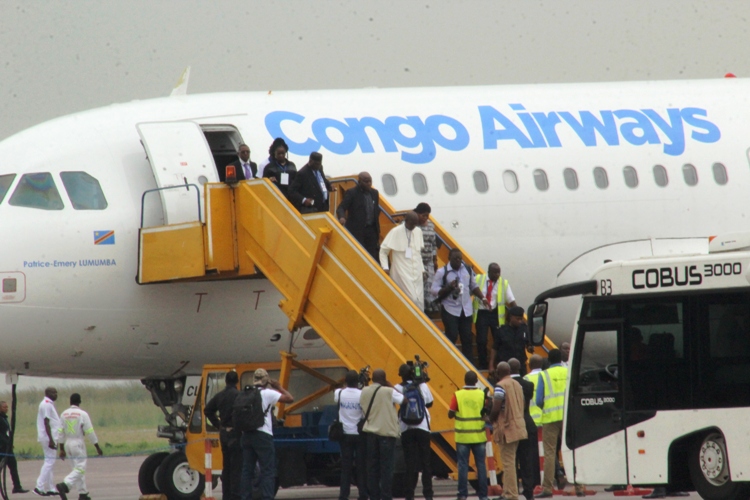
left=528, top=238, right=750, bottom=500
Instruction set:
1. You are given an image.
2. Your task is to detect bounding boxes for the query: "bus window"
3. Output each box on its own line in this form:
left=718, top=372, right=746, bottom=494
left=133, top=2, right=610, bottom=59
left=623, top=299, right=689, bottom=411
left=202, top=372, right=226, bottom=432
left=573, top=329, right=619, bottom=394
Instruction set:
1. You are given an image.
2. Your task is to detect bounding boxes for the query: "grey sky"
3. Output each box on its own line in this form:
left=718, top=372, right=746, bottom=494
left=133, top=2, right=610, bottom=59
left=1, top=1, right=749, bottom=140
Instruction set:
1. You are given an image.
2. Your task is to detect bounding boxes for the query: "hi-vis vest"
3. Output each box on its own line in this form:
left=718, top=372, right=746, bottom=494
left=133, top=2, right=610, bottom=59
left=454, top=388, right=487, bottom=444
left=523, top=370, right=543, bottom=426
left=472, top=274, right=509, bottom=325
left=540, top=365, right=568, bottom=425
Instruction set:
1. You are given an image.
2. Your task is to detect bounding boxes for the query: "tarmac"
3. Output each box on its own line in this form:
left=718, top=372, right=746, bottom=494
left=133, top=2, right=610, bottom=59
left=9, top=456, right=700, bottom=499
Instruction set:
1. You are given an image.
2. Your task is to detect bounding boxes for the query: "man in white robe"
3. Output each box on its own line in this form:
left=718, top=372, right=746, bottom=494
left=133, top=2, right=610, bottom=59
left=379, top=211, right=425, bottom=309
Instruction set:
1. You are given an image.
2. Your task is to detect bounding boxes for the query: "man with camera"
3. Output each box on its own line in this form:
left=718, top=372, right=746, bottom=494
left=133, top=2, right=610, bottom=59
left=394, top=362, right=434, bottom=500
left=431, top=248, right=487, bottom=364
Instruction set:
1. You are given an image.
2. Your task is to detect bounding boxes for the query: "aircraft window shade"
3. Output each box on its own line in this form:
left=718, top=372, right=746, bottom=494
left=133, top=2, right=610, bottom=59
left=60, top=172, right=108, bottom=210
left=682, top=164, right=698, bottom=186
left=381, top=174, right=397, bottom=195
left=8, top=172, right=64, bottom=210
left=533, top=169, right=549, bottom=191
left=443, top=172, right=458, bottom=194
left=563, top=168, right=578, bottom=190
left=712, top=163, right=728, bottom=185
left=623, top=166, right=638, bottom=188
left=593, top=167, right=609, bottom=189
left=412, top=173, right=428, bottom=195
left=502, top=170, right=519, bottom=193
left=472, top=171, right=489, bottom=193
left=0, top=174, right=16, bottom=204
left=653, top=165, right=669, bottom=187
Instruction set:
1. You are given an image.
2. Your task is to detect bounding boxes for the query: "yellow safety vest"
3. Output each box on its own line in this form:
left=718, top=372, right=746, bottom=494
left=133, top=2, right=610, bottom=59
left=523, top=371, right=543, bottom=427
left=540, top=365, right=568, bottom=425
left=454, top=388, right=487, bottom=444
left=472, top=274, right=509, bottom=325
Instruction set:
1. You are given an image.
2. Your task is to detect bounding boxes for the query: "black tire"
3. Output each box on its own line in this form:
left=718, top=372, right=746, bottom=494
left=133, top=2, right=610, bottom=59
left=157, top=451, right=205, bottom=500
left=688, top=432, right=750, bottom=500
left=138, top=451, right=170, bottom=494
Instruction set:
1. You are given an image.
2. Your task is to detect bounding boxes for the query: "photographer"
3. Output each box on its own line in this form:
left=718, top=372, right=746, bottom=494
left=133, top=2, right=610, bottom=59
left=394, top=362, right=434, bottom=500
left=431, top=248, right=486, bottom=364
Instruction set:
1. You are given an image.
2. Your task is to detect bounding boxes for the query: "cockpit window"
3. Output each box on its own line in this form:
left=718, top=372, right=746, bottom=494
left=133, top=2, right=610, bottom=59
left=60, top=172, right=108, bottom=210
left=0, top=174, right=16, bottom=204
left=9, top=173, right=64, bottom=210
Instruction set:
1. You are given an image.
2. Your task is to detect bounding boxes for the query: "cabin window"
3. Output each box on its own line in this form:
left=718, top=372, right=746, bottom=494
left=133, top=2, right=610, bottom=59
left=472, top=171, right=489, bottom=193
left=502, top=170, right=519, bottom=193
left=563, top=168, right=578, bottom=190
left=412, top=173, right=428, bottom=195
left=60, top=172, right=108, bottom=210
left=443, top=171, right=458, bottom=194
left=0, top=174, right=16, bottom=204
left=593, top=167, right=609, bottom=189
left=623, top=166, right=638, bottom=188
left=9, top=172, right=64, bottom=210
left=533, top=169, right=549, bottom=191
left=682, top=164, right=698, bottom=186
left=381, top=174, right=397, bottom=195
left=712, top=163, right=728, bottom=185
left=653, top=165, right=668, bottom=187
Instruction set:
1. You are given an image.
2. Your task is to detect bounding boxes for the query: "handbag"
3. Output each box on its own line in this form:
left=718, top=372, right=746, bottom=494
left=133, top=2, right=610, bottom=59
left=357, top=385, right=382, bottom=434
left=328, top=392, right=345, bottom=442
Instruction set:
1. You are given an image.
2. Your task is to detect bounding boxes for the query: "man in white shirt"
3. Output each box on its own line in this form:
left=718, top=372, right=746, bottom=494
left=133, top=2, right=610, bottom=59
left=335, top=370, right=368, bottom=500
left=473, top=263, right=517, bottom=370
left=432, top=248, right=486, bottom=364
left=55, top=393, right=103, bottom=500
left=394, top=364, right=434, bottom=500
left=240, top=368, right=294, bottom=500
left=35, top=387, right=61, bottom=497
left=380, top=212, right=425, bottom=309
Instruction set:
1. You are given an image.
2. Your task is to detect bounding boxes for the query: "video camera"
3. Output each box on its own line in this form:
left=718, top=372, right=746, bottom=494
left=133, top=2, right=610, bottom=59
left=405, top=355, right=430, bottom=384
left=358, top=365, right=371, bottom=389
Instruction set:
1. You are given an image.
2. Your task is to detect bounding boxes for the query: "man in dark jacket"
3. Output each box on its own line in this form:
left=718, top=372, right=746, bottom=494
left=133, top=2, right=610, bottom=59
left=510, top=358, right=540, bottom=500
left=204, top=371, right=242, bottom=500
left=490, top=306, right=532, bottom=375
left=336, top=171, right=380, bottom=260
left=224, top=144, right=258, bottom=182
left=288, top=152, right=332, bottom=213
left=0, top=401, right=28, bottom=493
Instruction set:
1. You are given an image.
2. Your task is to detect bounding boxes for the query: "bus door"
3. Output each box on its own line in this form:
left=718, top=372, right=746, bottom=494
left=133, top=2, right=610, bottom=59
left=566, top=319, right=627, bottom=486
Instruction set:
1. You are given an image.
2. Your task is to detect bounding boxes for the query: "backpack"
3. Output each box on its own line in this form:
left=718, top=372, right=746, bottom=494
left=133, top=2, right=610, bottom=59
left=232, top=386, right=270, bottom=432
left=399, top=382, right=426, bottom=426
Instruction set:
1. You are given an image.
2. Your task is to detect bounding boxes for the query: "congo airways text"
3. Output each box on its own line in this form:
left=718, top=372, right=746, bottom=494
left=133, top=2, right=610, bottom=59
left=265, top=105, right=721, bottom=164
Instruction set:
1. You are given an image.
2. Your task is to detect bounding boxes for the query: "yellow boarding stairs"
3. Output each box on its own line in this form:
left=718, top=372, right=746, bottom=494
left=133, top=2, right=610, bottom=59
left=137, top=177, right=554, bottom=479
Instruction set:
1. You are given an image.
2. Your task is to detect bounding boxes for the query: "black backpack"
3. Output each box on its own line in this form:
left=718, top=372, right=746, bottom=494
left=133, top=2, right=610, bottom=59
left=399, top=382, right=427, bottom=426
left=232, top=386, right=270, bottom=432
left=435, top=262, right=474, bottom=303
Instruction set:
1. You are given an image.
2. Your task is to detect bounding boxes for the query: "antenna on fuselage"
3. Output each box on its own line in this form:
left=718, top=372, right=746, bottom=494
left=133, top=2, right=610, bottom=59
left=170, top=66, right=191, bottom=97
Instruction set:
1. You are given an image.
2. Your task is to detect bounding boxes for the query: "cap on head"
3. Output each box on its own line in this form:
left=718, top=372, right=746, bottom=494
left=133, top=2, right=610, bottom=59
left=253, top=368, right=269, bottom=386
left=70, top=393, right=81, bottom=406
left=508, top=306, right=525, bottom=317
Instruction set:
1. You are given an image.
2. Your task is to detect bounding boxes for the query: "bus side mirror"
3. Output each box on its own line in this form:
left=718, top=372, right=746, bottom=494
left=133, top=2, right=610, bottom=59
left=528, top=302, right=548, bottom=346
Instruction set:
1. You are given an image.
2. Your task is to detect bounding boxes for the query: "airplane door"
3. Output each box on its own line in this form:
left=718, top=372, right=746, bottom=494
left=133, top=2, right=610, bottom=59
left=566, top=322, right=628, bottom=485
left=137, top=122, right=219, bottom=225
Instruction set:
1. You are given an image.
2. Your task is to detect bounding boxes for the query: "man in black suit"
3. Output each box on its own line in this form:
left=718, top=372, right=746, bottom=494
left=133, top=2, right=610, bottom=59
left=288, top=152, right=332, bottom=214
left=336, top=172, right=380, bottom=260
left=509, top=358, right=540, bottom=500
left=224, top=144, right=258, bottom=182
left=0, top=401, right=28, bottom=493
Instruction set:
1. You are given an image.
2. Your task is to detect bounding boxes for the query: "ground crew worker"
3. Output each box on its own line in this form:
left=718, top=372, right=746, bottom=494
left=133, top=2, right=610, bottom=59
left=473, top=263, right=517, bottom=369
left=448, top=371, right=489, bottom=500
left=535, top=349, right=580, bottom=498
left=524, top=354, right=544, bottom=428
left=55, top=393, right=103, bottom=500
left=204, top=370, right=242, bottom=500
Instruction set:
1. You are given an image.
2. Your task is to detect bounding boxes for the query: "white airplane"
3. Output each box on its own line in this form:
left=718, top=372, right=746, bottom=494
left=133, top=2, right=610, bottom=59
left=0, top=75, right=742, bottom=383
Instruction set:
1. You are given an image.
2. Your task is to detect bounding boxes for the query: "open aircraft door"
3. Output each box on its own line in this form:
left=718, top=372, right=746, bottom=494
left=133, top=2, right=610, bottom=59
left=137, top=121, right=219, bottom=225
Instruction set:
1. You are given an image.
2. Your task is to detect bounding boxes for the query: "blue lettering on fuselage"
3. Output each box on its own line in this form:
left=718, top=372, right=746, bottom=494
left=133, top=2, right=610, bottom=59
left=264, top=104, right=720, bottom=164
